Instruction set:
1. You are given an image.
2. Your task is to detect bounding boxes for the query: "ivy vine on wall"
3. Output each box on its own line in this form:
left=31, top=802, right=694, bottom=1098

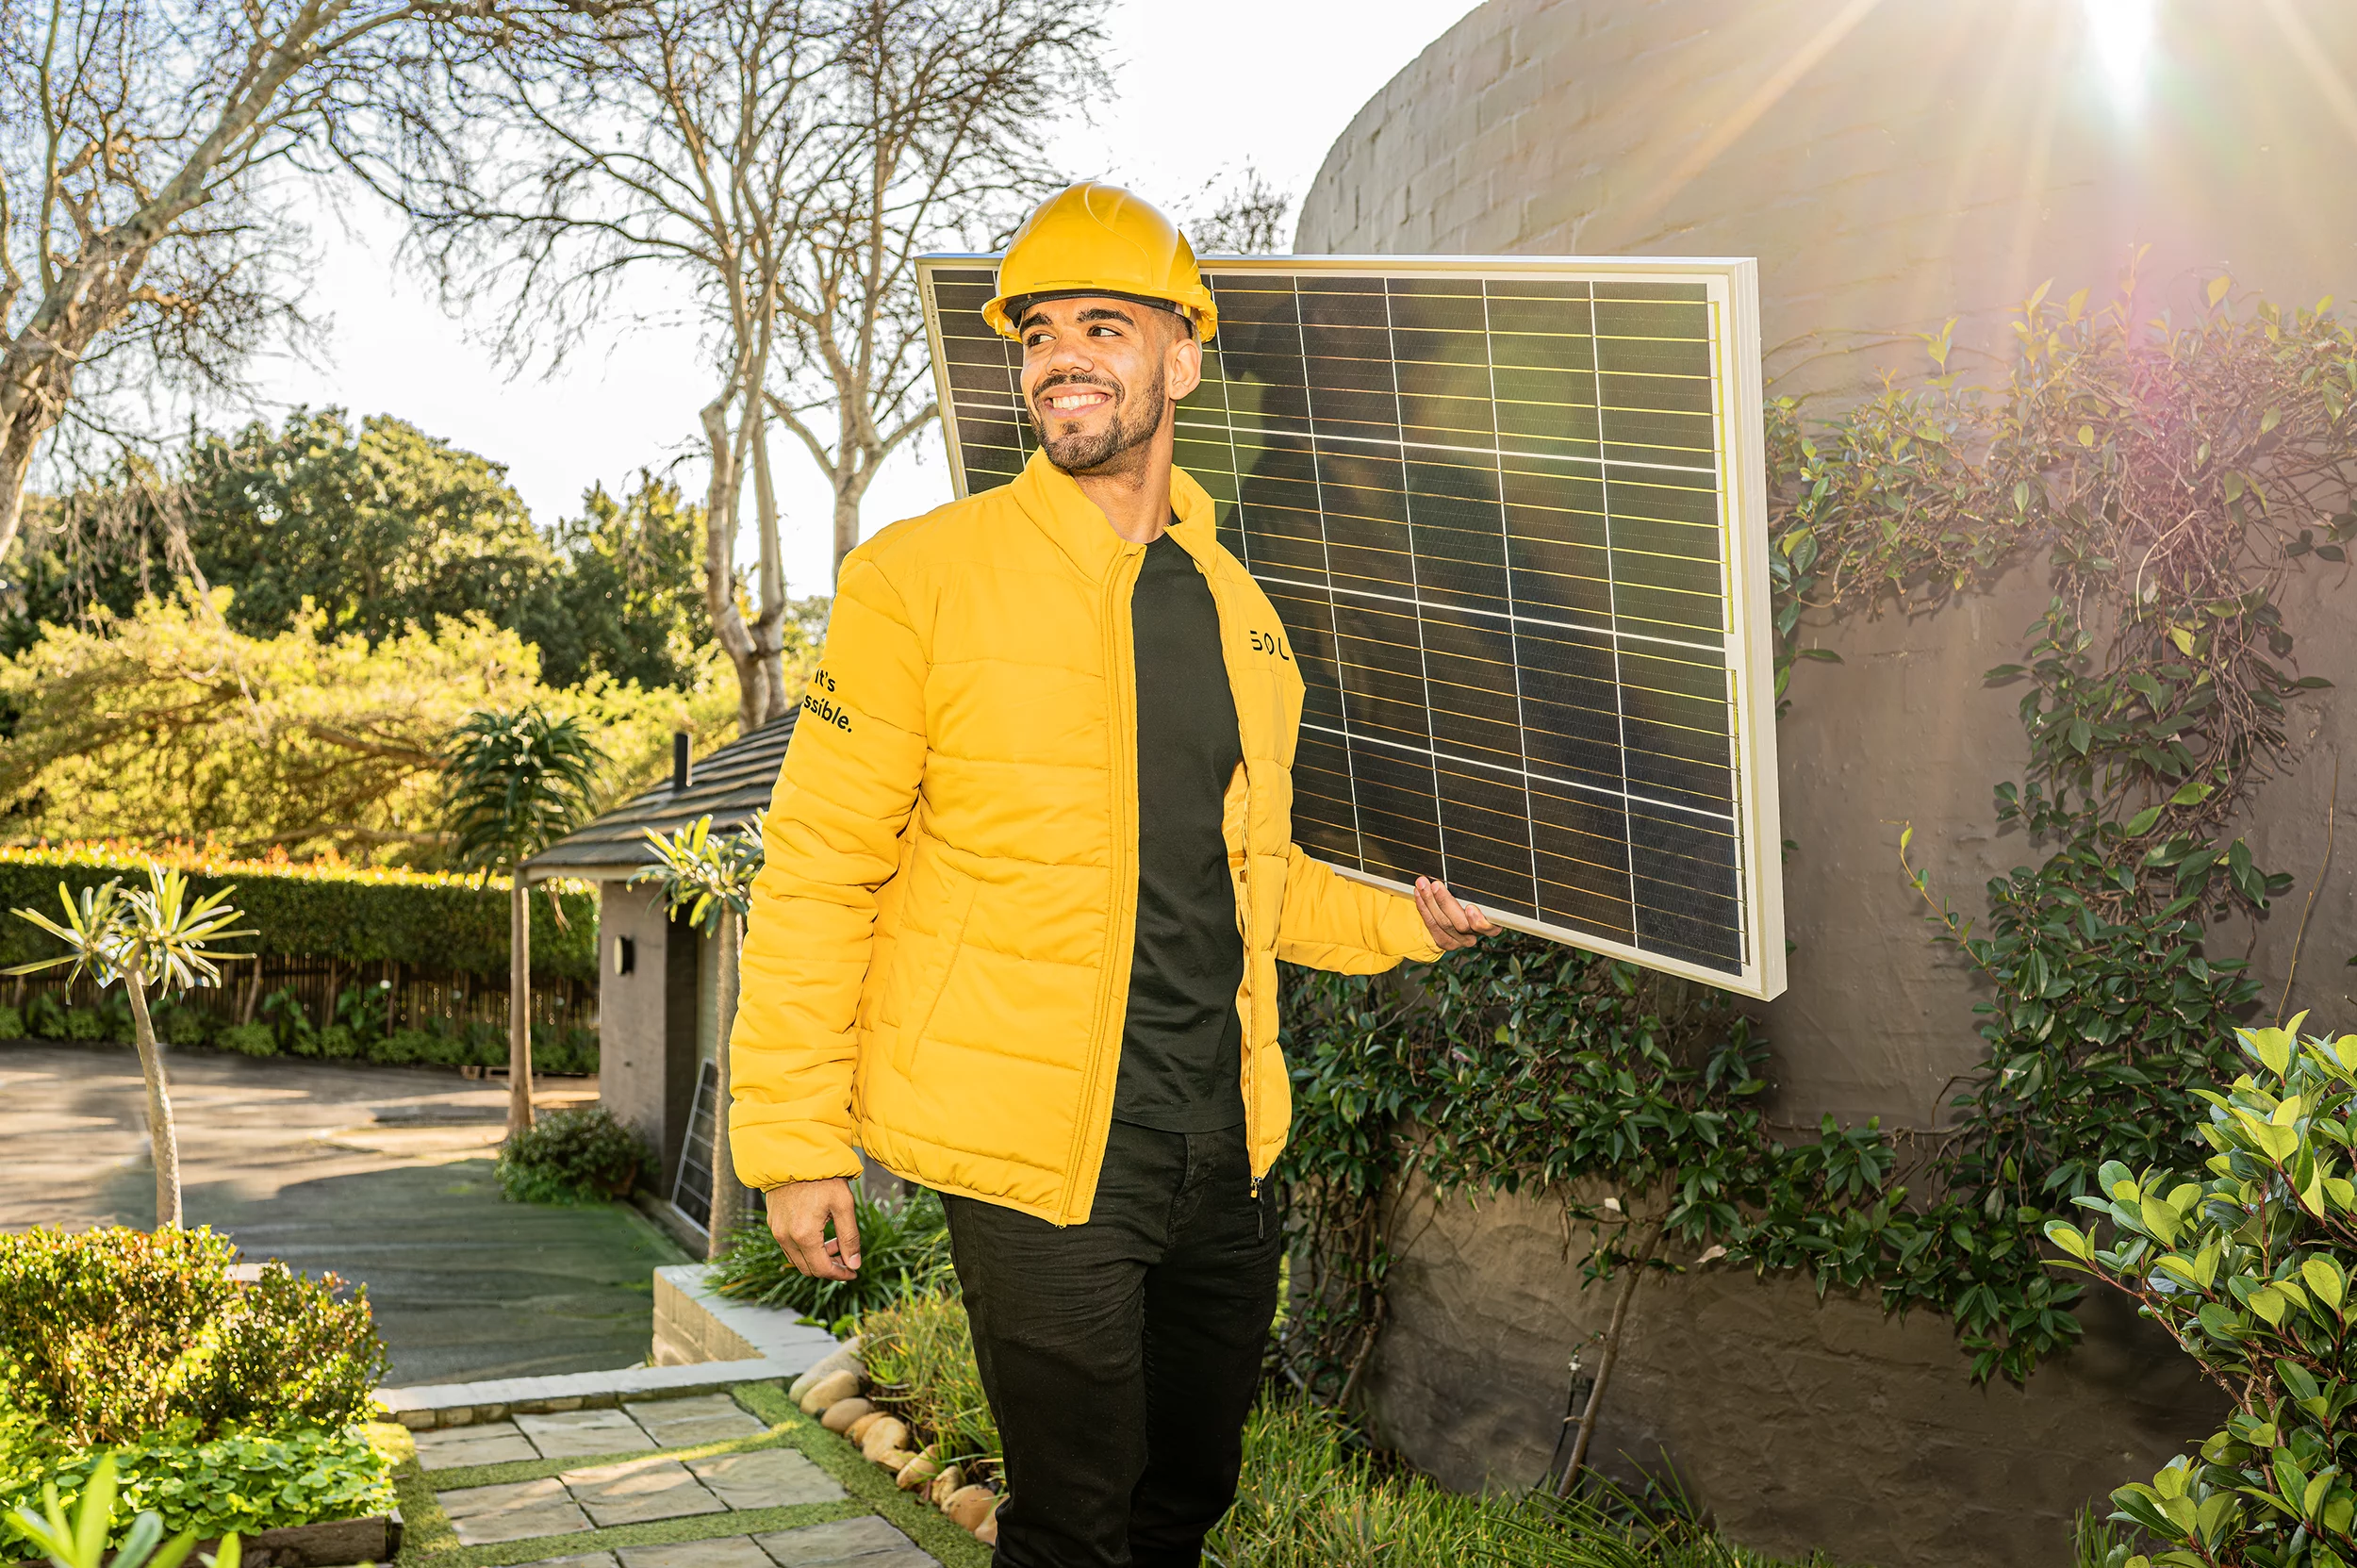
left=1271, top=267, right=2357, bottom=1475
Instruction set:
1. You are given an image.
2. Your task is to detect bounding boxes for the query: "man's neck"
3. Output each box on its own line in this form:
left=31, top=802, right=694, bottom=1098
left=1069, top=423, right=1177, bottom=543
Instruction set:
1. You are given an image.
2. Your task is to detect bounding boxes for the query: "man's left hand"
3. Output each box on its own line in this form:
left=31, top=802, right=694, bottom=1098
left=1413, top=876, right=1502, bottom=952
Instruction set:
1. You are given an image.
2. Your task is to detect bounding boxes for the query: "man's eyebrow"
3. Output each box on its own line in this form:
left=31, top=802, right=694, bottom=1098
left=1017, top=303, right=1142, bottom=335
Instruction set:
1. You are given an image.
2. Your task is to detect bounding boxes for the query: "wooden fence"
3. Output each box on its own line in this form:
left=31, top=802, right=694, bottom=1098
left=5, top=954, right=596, bottom=1035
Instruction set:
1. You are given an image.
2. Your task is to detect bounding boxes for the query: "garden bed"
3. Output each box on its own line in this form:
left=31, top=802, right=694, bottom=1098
left=0, top=1227, right=400, bottom=1560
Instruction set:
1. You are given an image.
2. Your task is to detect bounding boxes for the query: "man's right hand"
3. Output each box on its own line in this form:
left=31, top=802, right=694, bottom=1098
left=766, top=1178, right=863, bottom=1280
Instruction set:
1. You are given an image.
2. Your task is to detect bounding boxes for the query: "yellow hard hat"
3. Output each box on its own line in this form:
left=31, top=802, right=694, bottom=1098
left=983, top=182, right=1218, bottom=342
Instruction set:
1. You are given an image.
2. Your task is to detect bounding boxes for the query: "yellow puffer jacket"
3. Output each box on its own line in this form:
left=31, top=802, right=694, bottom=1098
left=729, top=449, right=1442, bottom=1225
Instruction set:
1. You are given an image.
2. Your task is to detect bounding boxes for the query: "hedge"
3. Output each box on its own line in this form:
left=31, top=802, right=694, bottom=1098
left=0, top=843, right=597, bottom=982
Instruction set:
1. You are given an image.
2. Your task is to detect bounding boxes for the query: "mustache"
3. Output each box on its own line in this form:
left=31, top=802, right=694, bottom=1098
left=1030, top=372, right=1121, bottom=404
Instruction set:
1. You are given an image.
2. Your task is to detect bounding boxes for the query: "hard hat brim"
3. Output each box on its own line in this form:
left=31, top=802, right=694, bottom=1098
left=983, top=283, right=1219, bottom=343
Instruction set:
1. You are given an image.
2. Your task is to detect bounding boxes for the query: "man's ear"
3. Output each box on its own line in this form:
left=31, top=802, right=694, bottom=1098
left=1166, top=327, right=1203, bottom=400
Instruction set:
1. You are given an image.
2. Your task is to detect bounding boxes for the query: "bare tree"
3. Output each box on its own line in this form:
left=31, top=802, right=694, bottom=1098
left=0, top=0, right=576, bottom=572
left=1184, top=163, right=1294, bottom=257
left=368, top=0, right=1104, bottom=731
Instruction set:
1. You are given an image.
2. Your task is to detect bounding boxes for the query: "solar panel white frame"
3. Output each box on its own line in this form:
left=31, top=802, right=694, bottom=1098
left=915, top=254, right=1786, bottom=1000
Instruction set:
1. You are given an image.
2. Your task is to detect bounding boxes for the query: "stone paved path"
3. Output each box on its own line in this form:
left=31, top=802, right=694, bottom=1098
left=0, top=1040, right=683, bottom=1384
left=396, top=1391, right=948, bottom=1568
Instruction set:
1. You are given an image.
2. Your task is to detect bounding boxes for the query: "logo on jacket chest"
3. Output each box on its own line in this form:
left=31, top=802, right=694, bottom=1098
left=1246, top=628, right=1293, bottom=661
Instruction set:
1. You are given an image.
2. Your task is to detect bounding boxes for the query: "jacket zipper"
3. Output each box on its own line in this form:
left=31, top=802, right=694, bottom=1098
left=1062, top=549, right=1144, bottom=1227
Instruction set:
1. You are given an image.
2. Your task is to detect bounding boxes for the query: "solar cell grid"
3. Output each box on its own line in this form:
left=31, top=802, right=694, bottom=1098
left=916, top=256, right=1784, bottom=999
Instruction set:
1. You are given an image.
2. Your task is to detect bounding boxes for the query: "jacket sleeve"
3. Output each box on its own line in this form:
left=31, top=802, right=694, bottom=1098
left=729, top=551, right=928, bottom=1190
left=1273, top=843, right=1444, bottom=973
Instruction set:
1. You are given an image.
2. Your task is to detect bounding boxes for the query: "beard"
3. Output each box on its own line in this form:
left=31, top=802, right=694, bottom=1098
left=1032, top=374, right=1167, bottom=474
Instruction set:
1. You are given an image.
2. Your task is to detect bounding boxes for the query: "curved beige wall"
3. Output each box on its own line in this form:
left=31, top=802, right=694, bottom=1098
left=1298, top=0, right=2357, bottom=393
left=1296, top=5, right=2357, bottom=1563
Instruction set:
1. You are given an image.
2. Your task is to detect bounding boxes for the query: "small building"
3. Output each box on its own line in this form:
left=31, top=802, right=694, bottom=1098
left=522, top=716, right=797, bottom=1247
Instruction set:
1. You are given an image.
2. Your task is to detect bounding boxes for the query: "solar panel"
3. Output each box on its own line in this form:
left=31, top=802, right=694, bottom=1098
left=915, top=256, right=1785, bottom=1000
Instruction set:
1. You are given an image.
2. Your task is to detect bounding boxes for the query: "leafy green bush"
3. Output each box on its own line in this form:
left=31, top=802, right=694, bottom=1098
left=494, top=1106, right=650, bottom=1204
left=711, top=1183, right=948, bottom=1325
left=211, top=1025, right=274, bottom=1059
left=0, top=1227, right=387, bottom=1446
left=151, top=1005, right=206, bottom=1048
left=25, top=991, right=64, bottom=1038
left=2048, top=1016, right=2357, bottom=1568
left=61, top=1006, right=107, bottom=1041
left=0, top=1428, right=391, bottom=1552
left=0, top=1003, right=21, bottom=1039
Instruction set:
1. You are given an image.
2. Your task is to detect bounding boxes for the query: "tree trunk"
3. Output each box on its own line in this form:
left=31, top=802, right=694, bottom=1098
left=746, top=413, right=790, bottom=722
left=833, top=481, right=862, bottom=587
left=239, top=957, right=263, bottom=1025
left=1558, top=1222, right=1661, bottom=1496
left=508, top=880, right=535, bottom=1137
left=122, top=975, right=182, bottom=1230
left=706, top=906, right=745, bottom=1258
left=701, top=390, right=774, bottom=734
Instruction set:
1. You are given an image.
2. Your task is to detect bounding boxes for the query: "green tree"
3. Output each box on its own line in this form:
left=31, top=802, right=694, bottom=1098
left=6, top=867, right=253, bottom=1229
left=441, top=707, right=605, bottom=1133
left=527, top=474, right=711, bottom=690
left=6, top=410, right=558, bottom=650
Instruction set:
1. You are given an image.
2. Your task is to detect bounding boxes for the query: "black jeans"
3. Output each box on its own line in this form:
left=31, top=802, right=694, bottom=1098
left=942, top=1119, right=1282, bottom=1568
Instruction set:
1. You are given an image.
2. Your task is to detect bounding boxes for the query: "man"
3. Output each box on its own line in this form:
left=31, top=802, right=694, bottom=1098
left=730, top=182, right=1497, bottom=1567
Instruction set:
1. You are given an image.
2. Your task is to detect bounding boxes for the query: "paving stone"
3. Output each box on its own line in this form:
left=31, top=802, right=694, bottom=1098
left=752, top=1516, right=934, bottom=1565
left=684, top=1449, right=845, bottom=1510
left=628, top=1393, right=767, bottom=1446
left=534, top=1555, right=621, bottom=1568
left=617, top=1537, right=777, bottom=1568
left=437, top=1477, right=591, bottom=1544
left=519, top=1407, right=659, bottom=1459
left=563, top=1456, right=729, bottom=1527
left=411, top=1420, right=538, bottom=1469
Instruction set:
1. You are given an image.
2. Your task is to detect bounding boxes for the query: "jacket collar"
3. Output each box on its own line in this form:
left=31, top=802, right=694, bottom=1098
left=1010, top=447, right=1221, bottom=581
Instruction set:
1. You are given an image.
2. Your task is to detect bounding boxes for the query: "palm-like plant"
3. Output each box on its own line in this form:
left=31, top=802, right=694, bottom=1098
left=442, top=707, right=607, bottom=1135
left=7, top=867, right=254, bottom=1229
left=442, top=708, right=607, bottom=878
left=633, top=811, right=765, bottom=1252
left=632, top=811, right=766, bottom=933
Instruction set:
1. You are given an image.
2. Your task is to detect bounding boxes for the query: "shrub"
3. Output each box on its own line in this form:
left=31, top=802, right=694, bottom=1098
left=0, top=845, right=597, bottom=985
left=152, top=1005, right=206, bottom=1048
left=0, top=1427, right=393, bottom=1553
left=710, top=1182, right=949, bottom=1325
left=2048, top=1015, right=2357, bottom=1568
left=533, top=1023, right=601, bottom=1076
left=25, top=991, right=65, bottom=1038
left=61, top=1005, right=107, bottom=1041
left=0, top=1227, right=387, bottom=1446
left=494, top=1106, right=650, bottom=1204
left=0, top=1004, right=21, bottom=1039
left=213, top=1024, right=275, bottom=1059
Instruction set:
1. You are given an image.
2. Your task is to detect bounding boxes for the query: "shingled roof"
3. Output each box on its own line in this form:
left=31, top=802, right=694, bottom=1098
left=521, top=714, right=797, bottom=883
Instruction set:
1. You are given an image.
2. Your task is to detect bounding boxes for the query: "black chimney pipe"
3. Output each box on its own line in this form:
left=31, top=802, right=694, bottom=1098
left=671, top=731, right=690, bottom=791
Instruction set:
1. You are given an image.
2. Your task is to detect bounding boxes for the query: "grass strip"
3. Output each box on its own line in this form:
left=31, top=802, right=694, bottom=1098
left=730, top=1384, right=987, bottom=1568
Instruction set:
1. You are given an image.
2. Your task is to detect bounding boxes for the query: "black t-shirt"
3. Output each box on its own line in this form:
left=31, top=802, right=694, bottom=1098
left=1112, top=528, right=1246, bottom=1133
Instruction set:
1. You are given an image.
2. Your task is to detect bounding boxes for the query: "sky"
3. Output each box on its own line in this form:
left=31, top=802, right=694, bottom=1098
left=245, top=1, right=1481, bottom=598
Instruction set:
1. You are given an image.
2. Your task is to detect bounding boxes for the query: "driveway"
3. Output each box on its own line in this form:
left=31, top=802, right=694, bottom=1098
left=0, top=1041, right=687, bottom=1386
